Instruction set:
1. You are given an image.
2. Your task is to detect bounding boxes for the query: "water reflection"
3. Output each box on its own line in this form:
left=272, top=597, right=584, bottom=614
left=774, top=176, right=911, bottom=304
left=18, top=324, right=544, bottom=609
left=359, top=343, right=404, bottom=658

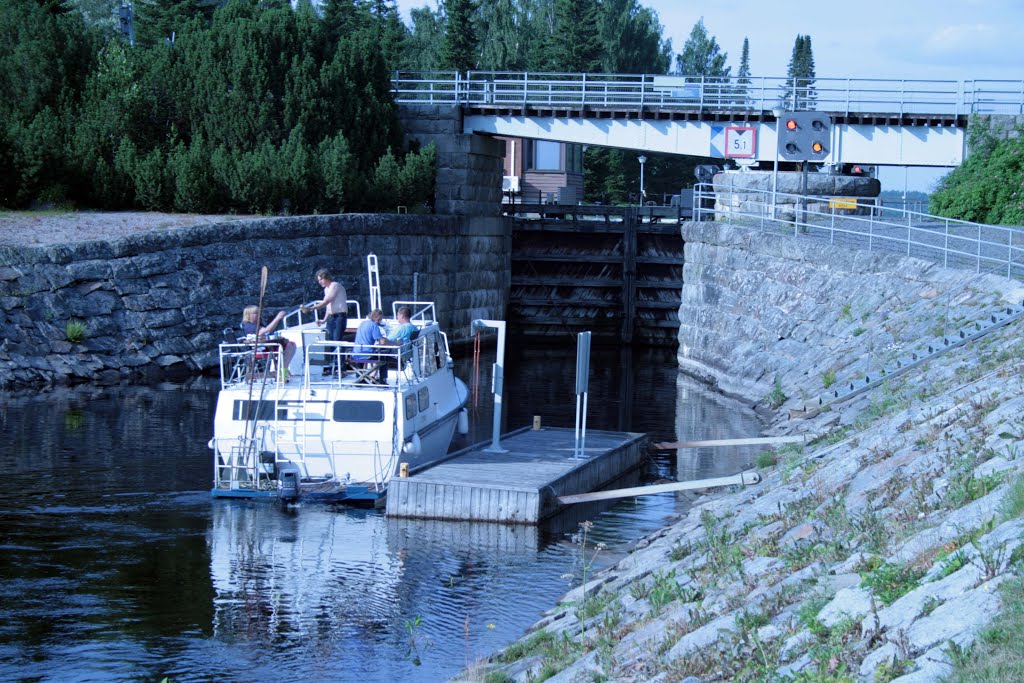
left=0, top=342, right=763, bottom=682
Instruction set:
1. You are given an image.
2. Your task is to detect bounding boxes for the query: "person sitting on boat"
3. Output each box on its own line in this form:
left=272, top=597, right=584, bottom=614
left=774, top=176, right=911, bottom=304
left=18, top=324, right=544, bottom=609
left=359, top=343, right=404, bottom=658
left=378, top=306, right=416, bottom=373
left=352, top=309, right=387, bottom=383
left=241, top=305, right=297, bottom=376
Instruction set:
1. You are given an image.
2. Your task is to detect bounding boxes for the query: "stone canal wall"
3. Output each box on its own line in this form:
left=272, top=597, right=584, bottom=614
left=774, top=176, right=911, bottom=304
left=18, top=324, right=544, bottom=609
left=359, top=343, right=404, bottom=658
left=676, top=220, right=1023, bottom=403
left=0, top=214, right=509, bottom=388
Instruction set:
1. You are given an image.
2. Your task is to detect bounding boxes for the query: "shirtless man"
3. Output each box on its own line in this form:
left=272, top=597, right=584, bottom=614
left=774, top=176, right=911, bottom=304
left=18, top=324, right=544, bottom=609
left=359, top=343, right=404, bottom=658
left=307, top=269, right=348, bottom=343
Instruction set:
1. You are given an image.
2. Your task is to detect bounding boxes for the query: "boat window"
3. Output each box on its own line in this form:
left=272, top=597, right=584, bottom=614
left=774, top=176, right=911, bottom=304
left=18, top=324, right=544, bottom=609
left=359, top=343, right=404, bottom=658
left=404, top=393, right=418, bottom=420
left=332, top=400, right=385, bottom=423
left=232, top=400, right=278, bottom=421
left=417, top=387, right=430, bottom=411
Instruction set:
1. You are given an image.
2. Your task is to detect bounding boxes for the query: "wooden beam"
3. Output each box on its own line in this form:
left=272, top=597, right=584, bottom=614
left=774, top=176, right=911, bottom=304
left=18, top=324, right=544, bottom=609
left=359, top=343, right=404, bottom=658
left=558, top=470, right=761, bottom=505
left=652, top=435, right=808, bottom=449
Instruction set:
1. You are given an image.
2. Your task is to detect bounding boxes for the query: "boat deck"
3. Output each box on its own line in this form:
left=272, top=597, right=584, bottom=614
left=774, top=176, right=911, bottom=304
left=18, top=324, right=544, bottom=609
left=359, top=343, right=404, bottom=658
left=385, top=426, right=647, bottom=524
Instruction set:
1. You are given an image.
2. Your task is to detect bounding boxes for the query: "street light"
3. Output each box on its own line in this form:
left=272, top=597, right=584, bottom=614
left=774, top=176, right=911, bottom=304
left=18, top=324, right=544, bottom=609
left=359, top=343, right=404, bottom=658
left=770, top=107, right=784, bottom=219
left=638, top=155, right=647, bottom=205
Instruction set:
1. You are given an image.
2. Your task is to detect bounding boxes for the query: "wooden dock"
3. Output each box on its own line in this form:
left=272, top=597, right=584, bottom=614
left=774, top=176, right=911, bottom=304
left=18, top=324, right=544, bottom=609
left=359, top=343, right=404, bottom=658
left=385, top=426, right=648, bottom=524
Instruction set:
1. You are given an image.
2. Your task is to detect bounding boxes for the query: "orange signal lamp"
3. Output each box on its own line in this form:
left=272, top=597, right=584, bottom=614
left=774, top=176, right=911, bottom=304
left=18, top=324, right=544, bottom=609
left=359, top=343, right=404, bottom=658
left=785, top=119, right=798, bottom=131
left=811, top=142, right=824, bottom=153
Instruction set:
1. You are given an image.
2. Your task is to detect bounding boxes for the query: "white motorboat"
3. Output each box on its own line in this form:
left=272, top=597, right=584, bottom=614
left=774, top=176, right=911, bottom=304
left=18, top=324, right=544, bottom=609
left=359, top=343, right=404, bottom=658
left=209, top=255, right=469, bottom=504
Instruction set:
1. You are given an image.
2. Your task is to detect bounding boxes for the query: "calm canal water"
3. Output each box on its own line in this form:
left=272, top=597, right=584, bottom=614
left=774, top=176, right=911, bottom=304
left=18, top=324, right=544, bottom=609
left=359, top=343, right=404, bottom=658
left=0, top=341, right=762, bottom=683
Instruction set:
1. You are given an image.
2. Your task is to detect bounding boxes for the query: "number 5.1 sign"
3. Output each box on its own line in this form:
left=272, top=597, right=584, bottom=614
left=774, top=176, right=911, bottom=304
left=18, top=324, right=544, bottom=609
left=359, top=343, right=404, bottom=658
left=725, top=126, right=757, bottom=158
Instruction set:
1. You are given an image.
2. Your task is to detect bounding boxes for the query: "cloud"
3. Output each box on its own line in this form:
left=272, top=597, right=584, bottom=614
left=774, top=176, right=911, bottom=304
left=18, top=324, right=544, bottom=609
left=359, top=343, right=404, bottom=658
left=920, top=22, right=1024, bottom=66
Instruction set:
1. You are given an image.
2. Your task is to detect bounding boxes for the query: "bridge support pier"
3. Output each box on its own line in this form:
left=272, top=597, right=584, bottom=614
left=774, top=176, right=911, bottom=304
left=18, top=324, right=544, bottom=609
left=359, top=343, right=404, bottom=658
left=397, top=104, right=506, bottom=217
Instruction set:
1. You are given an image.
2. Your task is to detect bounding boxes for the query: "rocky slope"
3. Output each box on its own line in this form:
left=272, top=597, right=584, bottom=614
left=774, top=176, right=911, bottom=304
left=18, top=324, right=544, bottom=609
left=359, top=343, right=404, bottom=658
left=464, top=223, right=1024, bottom=682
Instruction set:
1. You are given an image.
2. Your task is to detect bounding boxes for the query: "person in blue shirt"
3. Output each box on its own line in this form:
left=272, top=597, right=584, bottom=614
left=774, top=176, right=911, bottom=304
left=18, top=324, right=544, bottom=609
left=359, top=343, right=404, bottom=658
left=378, top=306, right=417, bottom=378
left=352, top=309, right=386, bottom=382
left=382, top=307, right=416, bottom=345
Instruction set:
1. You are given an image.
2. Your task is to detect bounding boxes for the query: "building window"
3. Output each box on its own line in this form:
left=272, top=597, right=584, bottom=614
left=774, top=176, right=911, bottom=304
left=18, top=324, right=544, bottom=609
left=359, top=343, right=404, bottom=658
left=531, top=140, right=562, bottom=171
left=566, top=144, right=583, bottom=174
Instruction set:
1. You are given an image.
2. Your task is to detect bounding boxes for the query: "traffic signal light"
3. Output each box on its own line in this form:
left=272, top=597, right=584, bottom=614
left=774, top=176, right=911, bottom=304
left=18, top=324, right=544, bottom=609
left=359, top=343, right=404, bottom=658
left=778, top=112, right=831, bottom=161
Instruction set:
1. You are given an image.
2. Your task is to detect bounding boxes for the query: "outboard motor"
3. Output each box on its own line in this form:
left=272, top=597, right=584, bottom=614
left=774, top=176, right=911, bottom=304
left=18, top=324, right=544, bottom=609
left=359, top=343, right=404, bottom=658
left=276, top=461, right=301, bottom=502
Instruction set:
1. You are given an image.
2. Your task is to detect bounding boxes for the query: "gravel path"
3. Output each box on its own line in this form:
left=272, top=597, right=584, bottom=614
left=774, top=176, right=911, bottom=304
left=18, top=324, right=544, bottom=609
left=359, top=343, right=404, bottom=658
left=0, top=211, right=258, bottom=247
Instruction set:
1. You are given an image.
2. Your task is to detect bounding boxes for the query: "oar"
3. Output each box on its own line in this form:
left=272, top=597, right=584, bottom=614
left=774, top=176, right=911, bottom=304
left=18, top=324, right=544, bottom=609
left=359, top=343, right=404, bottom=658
left=245, top=266, right=270, bottom=445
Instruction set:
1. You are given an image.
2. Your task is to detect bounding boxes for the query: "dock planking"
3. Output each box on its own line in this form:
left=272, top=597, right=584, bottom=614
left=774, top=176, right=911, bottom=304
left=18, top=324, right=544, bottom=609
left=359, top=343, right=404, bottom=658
left=386, top=426, right=647, bottom=524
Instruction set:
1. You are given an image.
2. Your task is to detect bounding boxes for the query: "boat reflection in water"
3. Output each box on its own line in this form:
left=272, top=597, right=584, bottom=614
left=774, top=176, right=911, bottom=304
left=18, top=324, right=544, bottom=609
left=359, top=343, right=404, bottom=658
left=206, top=488, right=640, bottom=681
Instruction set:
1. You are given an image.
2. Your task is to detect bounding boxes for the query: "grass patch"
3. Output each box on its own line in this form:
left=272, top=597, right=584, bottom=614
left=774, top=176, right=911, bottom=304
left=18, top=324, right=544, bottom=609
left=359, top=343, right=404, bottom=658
left=65, top=319, right=87, bottom=343
left=821, top=368, right=837, bottom=389
left=945, top=577, right=1024, bottom=683
left=1000, top=473, right=1024, bottom=520
left=764, top=376, right=787, bottom=410
left=859, top=559, right=924, bottom=606
left=755, top=451, right=778, bottom=469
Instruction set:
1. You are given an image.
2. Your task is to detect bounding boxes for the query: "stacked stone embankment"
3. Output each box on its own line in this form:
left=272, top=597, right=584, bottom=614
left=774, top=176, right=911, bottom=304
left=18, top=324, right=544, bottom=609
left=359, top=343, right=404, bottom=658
left=467, top=221, right=1024, bottom=682
left=0, top=214, right=508, bottom=389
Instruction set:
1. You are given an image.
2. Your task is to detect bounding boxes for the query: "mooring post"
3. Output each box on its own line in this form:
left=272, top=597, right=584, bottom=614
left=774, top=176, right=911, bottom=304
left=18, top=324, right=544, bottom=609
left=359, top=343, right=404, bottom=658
left=472, top=318, right=508, bottom=453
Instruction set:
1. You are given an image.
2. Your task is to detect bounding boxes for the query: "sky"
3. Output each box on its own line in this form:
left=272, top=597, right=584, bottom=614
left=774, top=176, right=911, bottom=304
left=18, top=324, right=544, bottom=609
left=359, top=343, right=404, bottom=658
left=393, top=0, right=1024, bottom=191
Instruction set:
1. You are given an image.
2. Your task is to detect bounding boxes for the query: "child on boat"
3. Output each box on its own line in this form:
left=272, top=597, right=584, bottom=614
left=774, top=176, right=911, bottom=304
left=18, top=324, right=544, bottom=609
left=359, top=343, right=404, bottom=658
left=241, top=305, right=297, bottom=376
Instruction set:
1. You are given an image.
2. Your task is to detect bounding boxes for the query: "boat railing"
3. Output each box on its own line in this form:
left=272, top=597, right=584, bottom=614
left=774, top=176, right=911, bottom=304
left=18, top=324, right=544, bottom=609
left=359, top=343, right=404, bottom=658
left=218, top=341, right=287, bottom=388
left=304, top=325, right=449, bottom=389
left=280, top=299, right=362, bottom=330
left=391, top=300, right=436, bottom=324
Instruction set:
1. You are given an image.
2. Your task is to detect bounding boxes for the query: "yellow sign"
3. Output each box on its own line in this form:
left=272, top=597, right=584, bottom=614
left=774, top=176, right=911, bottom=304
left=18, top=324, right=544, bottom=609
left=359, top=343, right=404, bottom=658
left=829, top=197, right=858, bottom=210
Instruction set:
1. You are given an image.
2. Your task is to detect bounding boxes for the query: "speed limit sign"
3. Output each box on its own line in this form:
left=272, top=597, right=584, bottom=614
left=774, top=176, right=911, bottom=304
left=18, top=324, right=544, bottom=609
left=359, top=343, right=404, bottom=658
left=725, top=126, right=757, bottom=158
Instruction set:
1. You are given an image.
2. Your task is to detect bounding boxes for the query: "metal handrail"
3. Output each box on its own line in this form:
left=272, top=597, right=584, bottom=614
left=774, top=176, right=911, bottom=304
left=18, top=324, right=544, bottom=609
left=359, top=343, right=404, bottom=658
left=692, top=182, right=1024, bottom=279
left=393, top=70, right=1024, bottom=116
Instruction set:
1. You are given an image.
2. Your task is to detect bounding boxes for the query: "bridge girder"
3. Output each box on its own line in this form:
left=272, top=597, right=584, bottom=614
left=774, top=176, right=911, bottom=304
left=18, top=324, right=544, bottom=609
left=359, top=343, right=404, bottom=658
left=463, top=114, right=965, bottom=167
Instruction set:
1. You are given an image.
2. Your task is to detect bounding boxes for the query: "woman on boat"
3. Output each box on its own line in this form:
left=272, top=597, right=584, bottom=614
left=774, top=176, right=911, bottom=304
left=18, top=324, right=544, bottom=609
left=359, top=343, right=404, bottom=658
left=241, top=305, right=297, bottom=374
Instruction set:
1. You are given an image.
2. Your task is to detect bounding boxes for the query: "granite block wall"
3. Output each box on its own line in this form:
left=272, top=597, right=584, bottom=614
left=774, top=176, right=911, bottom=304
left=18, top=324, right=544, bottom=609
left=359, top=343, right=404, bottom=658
left=0, top=213, right=510, bottom=388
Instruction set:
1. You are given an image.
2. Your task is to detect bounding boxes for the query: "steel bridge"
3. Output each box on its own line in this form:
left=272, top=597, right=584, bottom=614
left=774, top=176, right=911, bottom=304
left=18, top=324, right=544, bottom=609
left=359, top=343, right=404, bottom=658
left=393, top=71, right=1024, bottom=167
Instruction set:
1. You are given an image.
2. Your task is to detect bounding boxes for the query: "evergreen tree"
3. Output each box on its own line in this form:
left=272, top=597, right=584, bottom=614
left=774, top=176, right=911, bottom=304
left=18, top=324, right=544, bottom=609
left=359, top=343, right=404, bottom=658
left=367, top=0, right=407, bottom=72
left=540, top=0, right=602, bottom=72
left=441, top=0, right=477, bottom=72
left=786, top=34, right=816, bottom=109
left=0, top=0, right=94, bottom=206
left=675, top=18, right=729, bottom=78
left=134, top=0, right=213, bottom=47
left=598, top=0, right=670, bottom=74
left=733, top=36, right=750, bottom=104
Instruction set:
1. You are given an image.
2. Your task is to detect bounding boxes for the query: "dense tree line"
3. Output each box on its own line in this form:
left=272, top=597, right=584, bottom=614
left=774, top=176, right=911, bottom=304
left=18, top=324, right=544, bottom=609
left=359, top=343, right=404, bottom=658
left=1, top=0, right=825, bottom=212
left=930, top=118, right=1024, bottom=226
left=0, top=0, right=434, bottom=213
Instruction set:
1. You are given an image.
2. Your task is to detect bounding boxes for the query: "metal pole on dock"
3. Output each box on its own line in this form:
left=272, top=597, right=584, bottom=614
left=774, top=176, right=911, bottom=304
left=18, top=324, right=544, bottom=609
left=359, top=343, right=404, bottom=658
left=574, top=331, right=591, bottom=459
left=472, top=319, right=508, bottom=453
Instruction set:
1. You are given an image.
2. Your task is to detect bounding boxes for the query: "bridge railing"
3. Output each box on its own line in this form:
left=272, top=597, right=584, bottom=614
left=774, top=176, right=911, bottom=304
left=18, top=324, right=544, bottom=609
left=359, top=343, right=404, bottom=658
left=692, top=181, right=1024, bottom=280
left=393, top=71, right=1022, bottom=116
left=965, top=80, right=1024, bottom=114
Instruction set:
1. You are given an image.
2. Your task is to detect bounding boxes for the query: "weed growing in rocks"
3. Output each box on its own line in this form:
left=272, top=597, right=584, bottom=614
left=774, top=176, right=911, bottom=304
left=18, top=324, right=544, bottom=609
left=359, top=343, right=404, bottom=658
left=765, top=376, right=788, bottom=409
left=569, top=520, right=606, bottom=644
left=65, top=319, right=87, bottom=343
left=755, top=451, right=779, bottom=469
left=945, top=578, right=1024, bottom=682
left=800, top=615, right=862, bottom=680
left=1000, top=474, right=1024, bottom=519
left=822, top=368, right=837, bottom=389
left=874, top=655, right=912, bottom=682
left=669, top=540, right=693, bottom=562
left=696, top=510, right=744, bottom=583
left=859, top=559, right=925, bottom=606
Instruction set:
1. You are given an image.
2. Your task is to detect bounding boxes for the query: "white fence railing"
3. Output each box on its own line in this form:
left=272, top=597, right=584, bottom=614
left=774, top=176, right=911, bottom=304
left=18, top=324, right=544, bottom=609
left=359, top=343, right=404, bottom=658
left=393, top=71, right=1024, bottom=116
left=692, top=183, right=1024, bottom=280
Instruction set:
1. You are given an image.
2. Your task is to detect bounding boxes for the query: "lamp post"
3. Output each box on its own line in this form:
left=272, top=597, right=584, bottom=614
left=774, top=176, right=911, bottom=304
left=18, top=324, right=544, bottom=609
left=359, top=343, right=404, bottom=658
left=770, top=107, right=784, bottom=220
left=638, top=155, right=647, bottom=205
